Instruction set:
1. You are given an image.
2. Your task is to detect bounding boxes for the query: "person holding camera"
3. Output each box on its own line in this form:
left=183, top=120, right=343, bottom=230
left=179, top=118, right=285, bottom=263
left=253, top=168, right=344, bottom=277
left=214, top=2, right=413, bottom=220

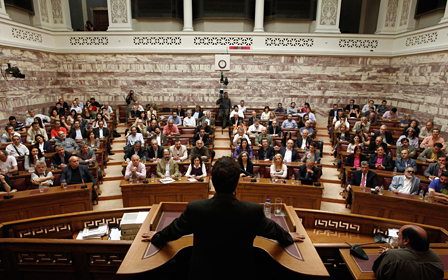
left=125, top=90, right=137, bottom=124
left=217, top=91, right=231, bottom=131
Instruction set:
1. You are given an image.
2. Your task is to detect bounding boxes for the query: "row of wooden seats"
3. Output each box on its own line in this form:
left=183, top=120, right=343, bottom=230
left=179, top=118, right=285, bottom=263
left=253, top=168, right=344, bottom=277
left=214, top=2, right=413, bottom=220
left=7, top=164, right=99, bottom=191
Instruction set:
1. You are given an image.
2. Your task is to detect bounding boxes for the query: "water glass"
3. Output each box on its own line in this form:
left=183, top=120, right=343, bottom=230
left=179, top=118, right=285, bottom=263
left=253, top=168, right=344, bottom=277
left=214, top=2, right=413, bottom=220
left=60, top=178, right=67, bottom=189
left=274, top=197, right=282, bottom=215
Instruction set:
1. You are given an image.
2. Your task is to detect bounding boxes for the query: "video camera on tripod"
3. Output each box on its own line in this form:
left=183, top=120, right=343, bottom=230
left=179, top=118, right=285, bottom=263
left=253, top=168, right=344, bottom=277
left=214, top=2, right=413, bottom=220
left=216, top=71, right=229, bottom=107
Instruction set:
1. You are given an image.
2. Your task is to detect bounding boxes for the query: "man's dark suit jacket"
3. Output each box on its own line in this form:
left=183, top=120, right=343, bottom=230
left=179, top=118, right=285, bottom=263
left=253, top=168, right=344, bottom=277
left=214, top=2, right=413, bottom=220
left=93, top=127, right=110, bottom=138
left=191, top=109, right=203, bottom=119
left=61, top=164, right=97, bottom=186
left=248, top=116, right=257, bottom=126
left=258, top=146, right=275, bottom=160
left=349, top=170, right=378, bottom=188
left=195, top=125, right=212, bottom=134
left=151, top=193, right=294, bottom=279
left=346, top=154, right=368, bottom=167
left=147, top=145, right=164, bottom=159
left=297, top=164, right=319, bottom=181
left=345, top=104, right=360, bottom=112
left=329, top=108, right=342, bottom=117
left=366, top=142, right=388, bottom=154
left=174, top=108, right=185, bottom=118
left=124, top=146, right=146, bottom=161
left=79, top=119, right=88, bottom=130
left=373, top=131, right=394, bottom=145
left=279, top=147, right=299, bottom=162
left=368, top=154, right=394, bottom=171
left=68, top=127, right=88, bottom=139
left=267, top=125, right=282, bottom=136
left=34, top=141, right=52, bottom=154
left=295, top=136, right=312, bottom=149
left=147, top=125, right=161, bottom=134
left=51, top=151, right=72, bottom=166
left=192, top=133, right=210, bottom=146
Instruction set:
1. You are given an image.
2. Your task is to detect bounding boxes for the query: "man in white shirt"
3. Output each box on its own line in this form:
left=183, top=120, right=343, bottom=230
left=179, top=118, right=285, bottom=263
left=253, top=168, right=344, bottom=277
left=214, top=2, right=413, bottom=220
left=25, top=109, right=51, bottom=126
left=229, top=105, right=244, bottom=125
left=305, top=107, right=316, bottom=124
left=169, top=139, right=188, bottom=161
left=101, top=103, right=113, bottom=114
left=183, top=110, right=196, bottom=127
left=6, top=136, right=29, bottom=157
left=247, top=118, right=264, bottom=136
left=233, top=127, right=251, bottom=146
left=124, top=155, right=146, bottom=180
left=27, top=122, right=48, bottom=143
left=126, top=126, right=145, bottom=147
left=333, top=116, right=349, bottom=132
left=237, top=100, right=247, bottom=113
left=362, top=100, right=376, bottom=113
left=70, top=100, right=82, bottom=113
left=31, top=161, right=54, bottom=186
left=1, top=125, right=21, bottom=143
left=0, top=150, right=18, bottom=174
left=388, top=167, right=421, bottom=195
left=74, top=98, right=84, bottom=109
left=134, top=101, right=145, bottom=112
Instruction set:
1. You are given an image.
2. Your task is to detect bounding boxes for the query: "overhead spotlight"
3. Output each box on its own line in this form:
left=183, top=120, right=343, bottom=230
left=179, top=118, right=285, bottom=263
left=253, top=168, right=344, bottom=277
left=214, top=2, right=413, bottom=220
left=5, top=63, right=25, bottom=78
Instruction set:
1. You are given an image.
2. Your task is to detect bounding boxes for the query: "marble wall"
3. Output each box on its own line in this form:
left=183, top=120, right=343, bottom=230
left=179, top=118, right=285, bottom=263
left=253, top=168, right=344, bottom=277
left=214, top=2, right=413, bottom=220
left=0, top=46, right=447, bottom=136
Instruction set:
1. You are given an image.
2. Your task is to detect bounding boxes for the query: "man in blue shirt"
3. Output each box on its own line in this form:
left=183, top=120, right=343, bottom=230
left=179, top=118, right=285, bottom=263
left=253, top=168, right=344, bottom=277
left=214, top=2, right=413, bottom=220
left=168, top=111, right=182, bottom=126
left=428, top=171, right=448, bottom=202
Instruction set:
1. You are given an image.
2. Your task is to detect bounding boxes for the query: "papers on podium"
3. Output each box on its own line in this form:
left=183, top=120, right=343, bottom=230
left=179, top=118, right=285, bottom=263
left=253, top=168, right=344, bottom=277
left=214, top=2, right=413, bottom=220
left=76, top=224, right=109, bottom=240
left=120, top=211, right=149, bottom=240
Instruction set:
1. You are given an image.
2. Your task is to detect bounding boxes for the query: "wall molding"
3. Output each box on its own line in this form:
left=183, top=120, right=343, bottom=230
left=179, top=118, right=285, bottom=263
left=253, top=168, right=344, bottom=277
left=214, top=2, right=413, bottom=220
left=0, top=18, right=447, bottom=57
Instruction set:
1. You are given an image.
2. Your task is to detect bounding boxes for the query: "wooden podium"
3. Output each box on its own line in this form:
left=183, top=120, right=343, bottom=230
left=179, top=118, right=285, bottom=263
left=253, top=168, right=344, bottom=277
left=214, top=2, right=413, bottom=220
left=117, top=202, right=329, bottom=278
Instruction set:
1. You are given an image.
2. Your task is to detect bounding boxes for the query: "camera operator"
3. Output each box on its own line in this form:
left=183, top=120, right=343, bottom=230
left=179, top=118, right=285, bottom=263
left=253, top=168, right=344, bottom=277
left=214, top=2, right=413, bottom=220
left=217, top=91, right=231, bottom=130
left=125, top=90, right=137, bottom=124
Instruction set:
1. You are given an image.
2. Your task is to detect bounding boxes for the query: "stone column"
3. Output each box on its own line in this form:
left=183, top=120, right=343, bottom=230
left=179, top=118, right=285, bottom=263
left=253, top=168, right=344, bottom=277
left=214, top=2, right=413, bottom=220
left=313, top=0, right=342, bottom=33
left=183, top=0, right=194, bottom=31
left=0, top=0, right=11, bottom=20
left=253, top=0, right=264, bottom=32
left=376, top=0, right=416, bottom=34
left=107, top=0, right=133, bottom=31
left=439, top=2, right=448, bottom=24
left=33, top=0, right=53, bottom=30
left=51, top=0, right=73, bottom=31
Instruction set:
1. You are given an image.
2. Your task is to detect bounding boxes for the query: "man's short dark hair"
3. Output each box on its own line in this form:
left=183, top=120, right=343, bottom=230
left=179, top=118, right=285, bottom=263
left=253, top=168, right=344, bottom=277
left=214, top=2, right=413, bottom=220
left=199, top=128, right=205, bottom=132
left=212, top=156, right=240, bottom=194
left=382, top=100, right=387, bottom=103
left=56, top=102, right=61, bottom=106
left=278, top=103, right=282, bottom=105
left=32, top=122, right=39, bottom=126
left=90, top=97, right=95, bottom=101
left=391, top=108, right=397, bottom=113
left=8, top=116, right=15, bottom=121
left=54, top=120, right=61, bottom=125
left=441, top=171, right=448, bottom=178
left=434, top=143, right=443, bottom=148
left=402, top=227, right=429, bottom=252
left=400, top=138, right=409, bottom=144
left=174, top=138, right=180, bottom=143
left=350, top=99, right=355, bottom=102
left=433, top=128, right=441, bottom=133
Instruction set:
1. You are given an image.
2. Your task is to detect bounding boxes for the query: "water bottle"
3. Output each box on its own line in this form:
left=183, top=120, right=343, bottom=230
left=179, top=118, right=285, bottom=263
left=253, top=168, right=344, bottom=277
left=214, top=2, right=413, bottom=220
left=379, top=185, right=384, bottom=195
left=264, top=199, right=271, bottom=219
left=151, top=173, right=155, bottom=182
left=51, top=163, right=55, bottom=171
left=129, top=176, right=133, bottom=184
left=393, top=167, right=397, bottom=175
left=142, top=156, right=146, bottom=165
left=424, top=191, right=429, bottom=202
left=257, top=172, right=260, bottom=182
left=419, top=190, right=424, bottom=200
left=291, top=174, right=295, bottom=185
left=39, top=182, right=44, bottom=193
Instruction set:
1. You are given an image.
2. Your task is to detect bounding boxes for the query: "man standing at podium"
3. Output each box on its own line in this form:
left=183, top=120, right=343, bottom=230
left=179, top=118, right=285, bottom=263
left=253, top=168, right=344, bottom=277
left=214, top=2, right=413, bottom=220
left=142, top=156, right=305, bottom=279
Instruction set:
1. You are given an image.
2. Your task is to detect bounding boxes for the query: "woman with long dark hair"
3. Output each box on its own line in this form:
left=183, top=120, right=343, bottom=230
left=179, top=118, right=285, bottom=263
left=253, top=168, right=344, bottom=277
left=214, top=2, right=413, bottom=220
left=24, top=147, right=45, bottom=171
left=233, top=138, right=253, bottom=159
left=185, top=155, right=207, bottom=178
left=238, top=151, right=254, bottom=177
